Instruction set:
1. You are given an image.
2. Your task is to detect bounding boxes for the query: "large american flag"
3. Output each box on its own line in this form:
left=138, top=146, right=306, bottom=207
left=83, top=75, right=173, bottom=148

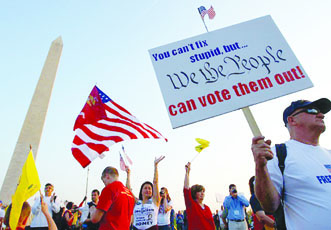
left=72, top=86, right=167, bottom=168
left=198, top=6, right=216, bottom=20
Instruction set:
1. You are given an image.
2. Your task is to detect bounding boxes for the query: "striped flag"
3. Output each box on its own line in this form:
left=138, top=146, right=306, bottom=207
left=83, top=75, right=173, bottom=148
left=198, top=6, right=216, bottom=20
left=72, top=86, right=167, bottom=168
left=122, top=145, right=133, bottom=165
left=119, top=153, right=127, bottom=171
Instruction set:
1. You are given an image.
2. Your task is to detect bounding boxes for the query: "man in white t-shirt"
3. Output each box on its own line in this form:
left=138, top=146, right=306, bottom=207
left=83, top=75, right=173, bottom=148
left=251, top=98, right=331, bottom=230
left=30, top=183, right=61, bottom=230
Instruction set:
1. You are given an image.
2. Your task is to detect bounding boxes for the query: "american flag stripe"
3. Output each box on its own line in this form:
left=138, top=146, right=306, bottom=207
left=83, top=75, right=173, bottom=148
left=104, top=103, right=163, bottom=139
left=93, top=122, right=139, bottom=139
left=119, top=153, right=126, bottom=171
left=72, top=149, right=92, bottom=167
left=100, top=119, right=145, bottom=139
left=72, top=144, right=100, bottom=166
left=103, top=116, right=150, bottom=138
left=78, top=125, right=124, bottom=142
left=73, top=127, right=117, bottom=146
left=72, top=86, right=167, bottom=168
left=73, top=136, right=109, bottom=153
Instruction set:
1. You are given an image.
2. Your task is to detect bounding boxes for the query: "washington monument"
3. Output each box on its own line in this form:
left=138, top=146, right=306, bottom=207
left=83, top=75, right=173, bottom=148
left=0, top=37, right=63, bottom=204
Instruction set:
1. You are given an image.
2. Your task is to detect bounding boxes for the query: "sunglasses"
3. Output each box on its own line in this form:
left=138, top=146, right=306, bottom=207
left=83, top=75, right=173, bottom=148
left=291, top=107, right=320, bottom=117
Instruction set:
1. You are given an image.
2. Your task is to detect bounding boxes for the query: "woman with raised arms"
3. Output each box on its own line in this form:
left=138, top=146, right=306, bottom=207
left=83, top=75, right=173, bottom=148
left=126, top=156, right=165, bottom=230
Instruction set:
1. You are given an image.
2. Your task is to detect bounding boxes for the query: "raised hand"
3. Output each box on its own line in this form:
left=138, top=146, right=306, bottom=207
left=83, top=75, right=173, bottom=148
left=154, top=155, right=165, bottom=166
left=125, top=166, right=130, bottom=174
left=40, top=194, right=49, bottom=214
left=185, top=162, right=191, bottom=174
left=251, top=136, right=273, bottom=168
left=50, top=193, right=56, bottom=202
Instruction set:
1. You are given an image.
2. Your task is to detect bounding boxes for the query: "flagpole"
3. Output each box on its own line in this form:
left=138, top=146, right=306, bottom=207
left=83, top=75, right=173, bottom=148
left=197, top=8, right=209, bottom=32
left=202, top=19, right=209, bottom=32
left=85, top=166, right=89, bottom=205
left=190, top=153, right=199, bottom=163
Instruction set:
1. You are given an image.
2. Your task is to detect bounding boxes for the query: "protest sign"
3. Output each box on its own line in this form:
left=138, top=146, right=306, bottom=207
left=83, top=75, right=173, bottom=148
left=149, top=15, right=313, bottom=129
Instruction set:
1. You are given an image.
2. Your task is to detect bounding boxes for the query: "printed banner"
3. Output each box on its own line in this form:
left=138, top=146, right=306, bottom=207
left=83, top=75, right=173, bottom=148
left=149, top=15, right=313, bottom=128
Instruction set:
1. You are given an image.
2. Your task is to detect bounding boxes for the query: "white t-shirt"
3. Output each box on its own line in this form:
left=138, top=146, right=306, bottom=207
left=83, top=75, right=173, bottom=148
left=30, top=194, right=61, bottom=227
left=157, top=200, right=173, bottom=225
left=268, top=139, right=331, bottom=230
left=133, top=198, right=159, bottom=229
left=0, top=208, right=5, bottom=218
left=218, top=211, right=223, bottom=224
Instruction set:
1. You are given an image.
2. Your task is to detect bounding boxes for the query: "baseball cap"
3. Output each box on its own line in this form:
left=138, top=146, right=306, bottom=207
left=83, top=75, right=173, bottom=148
left=283, top=98, right=331, bottom=126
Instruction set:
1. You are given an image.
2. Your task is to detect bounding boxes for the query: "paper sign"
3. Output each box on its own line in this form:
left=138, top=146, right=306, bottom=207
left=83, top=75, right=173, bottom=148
left=149, top=15, right=313, bottom=128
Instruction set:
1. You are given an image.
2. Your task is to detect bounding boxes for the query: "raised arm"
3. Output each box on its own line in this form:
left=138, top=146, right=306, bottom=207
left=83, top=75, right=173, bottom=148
left=162, top=198, right=173, bottom=213
left=252, top=136, right=280, bottom=212
left=41, top=194, right=58, bottom=230
left=125, top=166, right=138, bottom=202
left=184, top=162, right=191, bottom=189
left=31, top=196, right=42, bottom=216
left=153, top=156, right=165, bottom=206
left=50, top=193, right=60, bottom=213
left=238, top=195, right=250, bottom=207
left=125, top=166, right=132, bottom=191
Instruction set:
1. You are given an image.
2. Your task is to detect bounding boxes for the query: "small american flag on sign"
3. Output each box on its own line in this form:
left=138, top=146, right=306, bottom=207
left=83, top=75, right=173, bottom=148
left=198, top=5, right=216, bottom=20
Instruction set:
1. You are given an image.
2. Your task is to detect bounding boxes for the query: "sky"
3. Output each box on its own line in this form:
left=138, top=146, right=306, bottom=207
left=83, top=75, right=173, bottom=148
left=1, top=0, right=331, bottom=212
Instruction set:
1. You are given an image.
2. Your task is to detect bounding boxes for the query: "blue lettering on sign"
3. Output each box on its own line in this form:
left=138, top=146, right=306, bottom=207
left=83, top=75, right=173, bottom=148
left=316, top=175, right=331, bottom=184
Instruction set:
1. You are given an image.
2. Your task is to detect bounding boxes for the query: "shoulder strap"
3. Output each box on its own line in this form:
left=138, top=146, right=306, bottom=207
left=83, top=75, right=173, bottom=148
left=275, top=144, right=287, bottom=175
left=275, top=143, right=287, bottom=204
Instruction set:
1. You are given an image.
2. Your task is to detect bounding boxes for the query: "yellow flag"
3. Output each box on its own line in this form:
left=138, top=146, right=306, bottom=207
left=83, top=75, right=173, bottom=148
left=195, top=138, right=210, bottom=153
left=10, top=150, right=41, bottom=230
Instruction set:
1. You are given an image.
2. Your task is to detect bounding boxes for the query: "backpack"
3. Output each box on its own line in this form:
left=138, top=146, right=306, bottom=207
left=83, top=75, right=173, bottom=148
left=52, top=207, right=63, bottom=229
left=273, top=144, right=287, bottom=230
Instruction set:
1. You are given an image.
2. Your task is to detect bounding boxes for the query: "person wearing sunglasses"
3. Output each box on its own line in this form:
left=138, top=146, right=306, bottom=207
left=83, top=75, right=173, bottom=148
left=251, top=98, right=331, bottom=230
left=157, top=187, right=173, bottom=230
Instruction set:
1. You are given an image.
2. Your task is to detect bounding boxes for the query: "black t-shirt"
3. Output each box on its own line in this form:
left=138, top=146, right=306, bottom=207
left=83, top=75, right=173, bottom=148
left=250, top=194, right=273, bottom=215
left=85, top=202, right=99, bottom=230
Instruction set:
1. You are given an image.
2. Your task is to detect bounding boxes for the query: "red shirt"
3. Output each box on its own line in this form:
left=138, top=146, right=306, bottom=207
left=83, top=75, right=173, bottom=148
left=97, top=181, right=135, bottom=230
left=183, top=188, right=215, bottom=230
left=253, top=213, right=275, bottom=230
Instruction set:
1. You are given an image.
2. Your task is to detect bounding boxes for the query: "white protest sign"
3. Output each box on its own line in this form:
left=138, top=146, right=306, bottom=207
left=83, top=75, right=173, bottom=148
left=149, top=15, right=313, bottom=129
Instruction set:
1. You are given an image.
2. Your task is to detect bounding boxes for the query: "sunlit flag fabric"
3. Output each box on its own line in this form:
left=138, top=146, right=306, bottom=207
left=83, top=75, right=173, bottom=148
left=198, top=6, right=216, bottom=20
left=10, top=150, right=41, bottom=230
left=122, top=145, right=133, bottom=165
left=72, top=86, right=167, bottom=168
left=195, top=138, right=210, bottom=153
left=119, top=153, right=127, bottom=171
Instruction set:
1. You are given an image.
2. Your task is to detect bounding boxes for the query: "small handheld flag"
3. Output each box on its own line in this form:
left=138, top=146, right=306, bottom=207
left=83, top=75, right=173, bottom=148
left=119, top=153, right=127, bottom=171
left=190, top=138, right=210, bottom=162
left=122, top=145, right=133, bottom=165
left=195, top=138, right=210, bottom=153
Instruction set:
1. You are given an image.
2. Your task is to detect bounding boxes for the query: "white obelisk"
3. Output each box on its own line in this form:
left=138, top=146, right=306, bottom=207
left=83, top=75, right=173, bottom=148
left=0, top=37, right=63, bottom=204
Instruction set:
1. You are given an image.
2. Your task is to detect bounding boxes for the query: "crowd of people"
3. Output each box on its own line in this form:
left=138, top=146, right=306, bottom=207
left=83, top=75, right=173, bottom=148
left=1, top=98, right=331, bottom=230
